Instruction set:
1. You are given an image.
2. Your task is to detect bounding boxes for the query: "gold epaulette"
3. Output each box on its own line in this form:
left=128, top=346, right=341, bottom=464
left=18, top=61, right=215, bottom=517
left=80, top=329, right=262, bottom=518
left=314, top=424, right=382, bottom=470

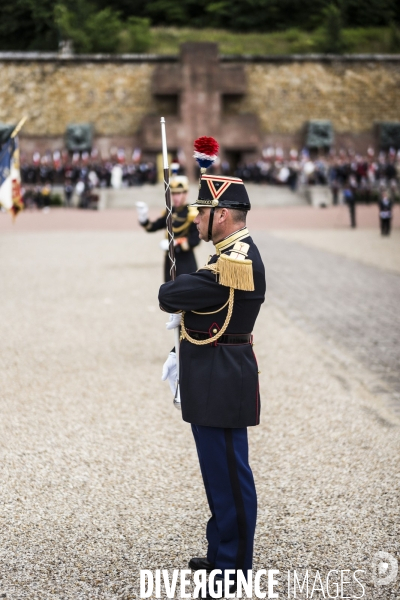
left=198, top=242, right=254, bottom=291
left=218, top=241, right=254, bottom=291
left=218, top=254, right=254, bottom=291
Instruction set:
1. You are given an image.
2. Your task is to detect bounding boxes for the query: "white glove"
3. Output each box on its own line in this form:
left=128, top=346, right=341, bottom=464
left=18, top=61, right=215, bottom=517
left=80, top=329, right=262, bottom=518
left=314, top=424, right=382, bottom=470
left=159, top=238, right=170, bottom=251
left=161, top=351, right=177, bottom=396
left=166, top=313, right=181, bottom=330
left=136, top=201, right=148, bottom=224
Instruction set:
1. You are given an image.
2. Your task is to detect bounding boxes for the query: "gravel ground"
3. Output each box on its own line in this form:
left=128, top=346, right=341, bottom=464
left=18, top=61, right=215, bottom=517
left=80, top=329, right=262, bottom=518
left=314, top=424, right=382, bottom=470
left=253, top=231, right=400, bottom=409
left=1, top=204, right=399, bottom=234
left=0, top=230, right=399, bottom=599
left=271, top=229, right=400, bottom=274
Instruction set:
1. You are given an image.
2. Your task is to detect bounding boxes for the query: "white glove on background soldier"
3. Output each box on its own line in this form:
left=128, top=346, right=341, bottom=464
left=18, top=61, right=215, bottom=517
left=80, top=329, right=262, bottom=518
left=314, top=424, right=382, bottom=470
left=159, top=238, right=188, bottom=251
left=159, top=238, right=170, bottom=251
left=166, top=313, right=181, bottom=330
left=136, top=201, right=148, bottom=224
left=161, top=351, right=177, bottom=396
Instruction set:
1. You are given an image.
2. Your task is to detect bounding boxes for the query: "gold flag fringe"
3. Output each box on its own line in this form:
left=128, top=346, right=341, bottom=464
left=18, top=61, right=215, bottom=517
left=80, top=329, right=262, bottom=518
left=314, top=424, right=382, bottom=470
left=217, top=253, right=254, bottom=291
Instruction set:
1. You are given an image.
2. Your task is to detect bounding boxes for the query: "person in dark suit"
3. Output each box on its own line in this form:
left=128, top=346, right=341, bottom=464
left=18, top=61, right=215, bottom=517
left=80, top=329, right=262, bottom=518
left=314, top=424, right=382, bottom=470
left=379, top=188, right=393, bottom=236
left=343, top=183, right=356, bottom=228
left=159, top=174, right=266, bottom=597
left=136, top=176, right=200, bottom=282
left=64, top=179, right=74, bottom=207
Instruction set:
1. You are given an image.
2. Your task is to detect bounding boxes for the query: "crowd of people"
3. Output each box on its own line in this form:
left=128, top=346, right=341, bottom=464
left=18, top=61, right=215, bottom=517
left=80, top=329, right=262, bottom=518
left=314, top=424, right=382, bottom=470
left=18, top=147, right=400, bottom=211
left=230, top=147, right=400, bottom=204
left=20, top=151, right=157, bottom=209
left=21, top=157, right=157, bottom=189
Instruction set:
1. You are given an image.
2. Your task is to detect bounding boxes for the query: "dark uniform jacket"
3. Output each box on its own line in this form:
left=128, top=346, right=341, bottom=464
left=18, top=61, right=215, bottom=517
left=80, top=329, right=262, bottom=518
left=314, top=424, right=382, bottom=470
left=159, top=227, right=266, bottom=429
left=379, top=198, right=392, bottom=219
left=142, top=205, right=200, bottom=282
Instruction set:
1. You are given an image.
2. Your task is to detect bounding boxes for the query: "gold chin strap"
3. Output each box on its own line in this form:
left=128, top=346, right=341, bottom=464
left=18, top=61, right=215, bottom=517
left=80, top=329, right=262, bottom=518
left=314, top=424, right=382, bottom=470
left=180, top=288, right=234, bottom=345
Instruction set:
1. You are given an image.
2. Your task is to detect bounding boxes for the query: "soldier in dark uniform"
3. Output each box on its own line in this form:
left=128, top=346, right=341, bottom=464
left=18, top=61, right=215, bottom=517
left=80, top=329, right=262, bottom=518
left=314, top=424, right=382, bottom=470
left=159, top=174, right=266, bottom=596
left=136, top=176, right=200, bottom=281
left=379, top=188, right=393, bottom=236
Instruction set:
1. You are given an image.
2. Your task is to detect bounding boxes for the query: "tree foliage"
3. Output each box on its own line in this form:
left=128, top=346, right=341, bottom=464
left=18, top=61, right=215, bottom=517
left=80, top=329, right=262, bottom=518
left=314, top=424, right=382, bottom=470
left=389, top=21, right=400, bottom=51
left=0, top=0, right=58, bottom=51
left=106, top=0, right=399, bottom=31
left=317, top=3, right=346, bottom=53
left=341, top=0, right=397, bottom=28
left=0, top=0, right=398, bottom=52
left=54, top=2, right=151, bottom=53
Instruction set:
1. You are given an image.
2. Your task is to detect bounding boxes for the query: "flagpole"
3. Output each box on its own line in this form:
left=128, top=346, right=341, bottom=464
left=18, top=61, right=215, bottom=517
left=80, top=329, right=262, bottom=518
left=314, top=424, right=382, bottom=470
left=160, top=117, right=181, bottom=410
left=11, top=116, right=27, bottom=139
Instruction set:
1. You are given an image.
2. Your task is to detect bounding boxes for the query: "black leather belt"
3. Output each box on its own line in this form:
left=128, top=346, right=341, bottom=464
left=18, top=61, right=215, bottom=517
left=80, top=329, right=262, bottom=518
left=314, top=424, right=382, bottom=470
left=186, top=329, right=252, bottom=345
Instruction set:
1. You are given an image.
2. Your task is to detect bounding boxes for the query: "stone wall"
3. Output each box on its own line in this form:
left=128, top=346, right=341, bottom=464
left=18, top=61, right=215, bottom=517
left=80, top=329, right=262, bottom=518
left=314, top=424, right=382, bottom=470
left=240, top=60, right=400, bottom=136
left=0, top=60, right=155, bottom=136
left=0, top=53, right=399, bottom=156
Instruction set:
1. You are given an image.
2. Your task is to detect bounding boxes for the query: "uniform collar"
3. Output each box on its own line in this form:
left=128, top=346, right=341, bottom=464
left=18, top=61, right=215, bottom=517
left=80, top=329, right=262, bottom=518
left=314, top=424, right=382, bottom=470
left=215, top=227, right=250, bottom=255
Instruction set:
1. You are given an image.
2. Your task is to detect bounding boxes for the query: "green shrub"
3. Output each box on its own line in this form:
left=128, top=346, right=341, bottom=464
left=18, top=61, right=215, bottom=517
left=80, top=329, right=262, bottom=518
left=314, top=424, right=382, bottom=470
left=121, top=17, right=152, bottom=53
left=389, top=21, right=400, bottom=51
left=284, top=28, right=303, bottom=43
left=49, top=193, right=63, bottom=206
left=316, top=3, right=347, bottom=53
left=86, top=8, right=122, bottom=53
left=148, top=25, right=400, bottom=55
left=54, top=4, right=92, bottom=53
left=342, top=27, right=387, bottom=52
left=54, top=3, right=151, bottom=54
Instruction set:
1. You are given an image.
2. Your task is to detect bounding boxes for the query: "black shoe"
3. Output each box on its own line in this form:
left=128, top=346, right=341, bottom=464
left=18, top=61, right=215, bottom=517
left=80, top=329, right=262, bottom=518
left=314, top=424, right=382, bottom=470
left=188, top=557, right=215, bottom=572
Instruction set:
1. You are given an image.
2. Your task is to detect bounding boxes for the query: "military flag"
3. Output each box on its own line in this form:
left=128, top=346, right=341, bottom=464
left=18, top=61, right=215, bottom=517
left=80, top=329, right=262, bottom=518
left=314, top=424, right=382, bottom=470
left=0, top=135, right=24, bottom=218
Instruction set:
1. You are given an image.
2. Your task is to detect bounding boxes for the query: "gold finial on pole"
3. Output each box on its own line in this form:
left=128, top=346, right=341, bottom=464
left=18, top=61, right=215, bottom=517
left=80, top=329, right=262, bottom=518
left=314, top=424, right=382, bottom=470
left=11, top=116, right=27, bottom=139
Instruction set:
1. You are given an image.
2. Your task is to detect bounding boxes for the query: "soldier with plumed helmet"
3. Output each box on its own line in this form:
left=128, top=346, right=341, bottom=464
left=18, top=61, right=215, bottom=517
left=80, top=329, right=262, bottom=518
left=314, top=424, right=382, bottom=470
left=136, top=175, right=200, bottom=282
left=159, top=137, right=266, bottom=597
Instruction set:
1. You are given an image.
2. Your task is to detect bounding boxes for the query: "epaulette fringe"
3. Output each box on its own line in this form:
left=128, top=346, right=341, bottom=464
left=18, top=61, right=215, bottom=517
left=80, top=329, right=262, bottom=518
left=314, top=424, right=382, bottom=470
left=218, top=254, right=254, bottom=291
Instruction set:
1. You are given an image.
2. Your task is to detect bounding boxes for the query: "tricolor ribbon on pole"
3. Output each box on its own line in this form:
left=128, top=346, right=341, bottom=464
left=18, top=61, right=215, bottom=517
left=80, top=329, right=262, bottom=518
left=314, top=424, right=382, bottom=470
left=160, top=117, right=181, bottom=410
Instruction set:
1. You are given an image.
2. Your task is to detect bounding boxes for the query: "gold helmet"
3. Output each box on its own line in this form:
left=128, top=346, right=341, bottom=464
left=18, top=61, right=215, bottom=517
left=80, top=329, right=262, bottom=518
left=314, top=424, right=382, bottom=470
left=170, top=175, right=189, bottom=193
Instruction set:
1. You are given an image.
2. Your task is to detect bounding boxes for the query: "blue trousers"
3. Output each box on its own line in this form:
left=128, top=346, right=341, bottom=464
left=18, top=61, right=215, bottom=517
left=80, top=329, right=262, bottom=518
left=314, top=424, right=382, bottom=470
left=191, top=424, right=257, bottom=574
